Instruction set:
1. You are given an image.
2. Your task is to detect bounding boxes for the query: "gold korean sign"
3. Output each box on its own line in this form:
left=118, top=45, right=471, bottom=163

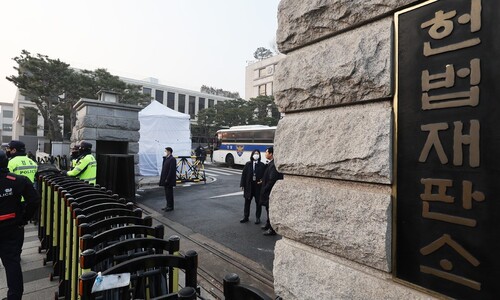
left=395, top=0, right=500, bottom=298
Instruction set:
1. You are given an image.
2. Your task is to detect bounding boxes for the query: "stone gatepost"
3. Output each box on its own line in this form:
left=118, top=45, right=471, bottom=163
left=71, top=97, right=142, bottom=175
left=272, top=1, right=436, bottom=299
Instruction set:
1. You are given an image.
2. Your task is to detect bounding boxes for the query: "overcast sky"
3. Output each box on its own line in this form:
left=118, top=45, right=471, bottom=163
left=0, top=0, right=280, bottom=102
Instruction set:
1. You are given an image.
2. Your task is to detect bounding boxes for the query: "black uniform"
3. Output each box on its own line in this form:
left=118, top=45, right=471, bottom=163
left=0, top=169, right=40, bottom=300
left=240, top=160, right=266, bottom=223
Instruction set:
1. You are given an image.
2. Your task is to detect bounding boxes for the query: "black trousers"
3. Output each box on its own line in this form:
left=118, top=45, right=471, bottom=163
left=164, top=186, right=174, bottom=209
left=262, top=203, right=273, bottom=231
left=244, top=195, right=262, bottom=219
left=243, top=182, right=261, bottom=219
left=0, top=226, right=24, bottom=300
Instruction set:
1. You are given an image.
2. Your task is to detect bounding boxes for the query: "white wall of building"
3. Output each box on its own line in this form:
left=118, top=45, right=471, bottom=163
left=245, top=54, right=285, bottom=100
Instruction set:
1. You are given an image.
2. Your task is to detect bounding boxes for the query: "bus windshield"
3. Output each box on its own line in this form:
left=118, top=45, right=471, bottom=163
left=212, top=125, right=276, bottom=167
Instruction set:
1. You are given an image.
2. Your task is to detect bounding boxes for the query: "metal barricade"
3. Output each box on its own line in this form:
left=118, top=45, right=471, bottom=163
left=175, top=156, right=206, bottom=183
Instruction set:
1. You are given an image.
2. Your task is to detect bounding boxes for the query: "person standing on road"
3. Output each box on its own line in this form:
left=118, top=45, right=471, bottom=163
left=160, top=147, right=176, bottom=211
left=195, top=144, right=206, bottom=165
left=0, top=150, right=40, bottom=300
left=260, top=147, right=283, bottom=236
left=239, top=149, right=265, bottom=224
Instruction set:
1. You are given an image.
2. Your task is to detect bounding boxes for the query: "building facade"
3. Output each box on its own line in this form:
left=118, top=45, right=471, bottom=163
left=245, top=54, right=285, bottom=100
left=120, top=76, right=234, bottom=123
left=0, top=102, right=14, bottom=144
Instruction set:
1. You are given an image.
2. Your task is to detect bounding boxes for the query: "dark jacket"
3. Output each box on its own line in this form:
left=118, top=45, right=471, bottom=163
left=0, top=169, right=40, bottom=228
left=259, top=160, right=283, bottom=206
left=159, top=155, right=177, bottom=187
left=240, top=160, right=266, bottom=199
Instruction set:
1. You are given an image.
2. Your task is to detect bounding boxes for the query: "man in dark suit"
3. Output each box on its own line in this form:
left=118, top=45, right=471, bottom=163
left=239, top=149, right=266, bottom=224
left=260, top=147, right=284, bottom=236
left=159, top=147, right=177, bottom=211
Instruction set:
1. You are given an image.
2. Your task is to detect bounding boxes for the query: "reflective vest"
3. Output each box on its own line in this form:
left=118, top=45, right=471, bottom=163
left=8, top=155, right=38, bottom=203
left=8, top=155, right=38, bottom=183
left=67, top=154, right=97, bottom=185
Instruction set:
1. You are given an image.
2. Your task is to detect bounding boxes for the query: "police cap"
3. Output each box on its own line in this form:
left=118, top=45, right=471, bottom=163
left=8, top=140, right=26, bottom=152
left=79, top=141, right=92, bottom=150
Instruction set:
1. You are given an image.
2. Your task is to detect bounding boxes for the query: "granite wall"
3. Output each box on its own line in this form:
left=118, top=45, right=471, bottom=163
left=272, top=0, right=437, bottom=298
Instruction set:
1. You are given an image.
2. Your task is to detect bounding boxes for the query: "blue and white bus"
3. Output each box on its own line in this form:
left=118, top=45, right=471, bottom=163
left=213, top=125, right=276, bottom=167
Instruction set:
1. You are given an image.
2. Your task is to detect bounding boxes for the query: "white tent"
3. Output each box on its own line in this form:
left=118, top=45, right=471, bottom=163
left=138, top=101, right=191, bottom=176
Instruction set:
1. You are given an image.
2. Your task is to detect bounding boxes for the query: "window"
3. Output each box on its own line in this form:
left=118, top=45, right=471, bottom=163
left=258, top=84, right=267, bottom=96
left=258, top=68, right=266, bottom=78
left=167, top=92, right=175, bottom=109
left=178, top=94, right=186, bottom=113
left=2, top=124, right=12, bottom=131
left=254, top=129, right=275, bottom=143
left=189, top=96, right=196, bottom=118
left=208, top=99, right=214, bottom=108
left=1, top=136, right=10, bottom=143
left=155, top=90, right=164, bottom=102
left=24, top=108, right=38, bottom=136
left=143, top=87, right=152, bottom=95
left=198, top=97, right=205, bottom=111
left=3, top=110, right=13, bottom=118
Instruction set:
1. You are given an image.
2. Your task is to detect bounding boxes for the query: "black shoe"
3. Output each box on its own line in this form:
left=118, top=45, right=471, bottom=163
left=240, top=218, right=249, bottom=223
left=261, top=224, right=270, bottom=230
left=165, top=207, right=174, bottom=212
left=254, top=218, right=261, bottom=224
left=263, top=229, right=277, bottom=236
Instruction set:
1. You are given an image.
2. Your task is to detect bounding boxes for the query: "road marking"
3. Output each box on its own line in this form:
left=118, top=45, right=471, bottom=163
left=257, top=248, right=275, bottom=253
left=210, top=191, right=243, bottom=199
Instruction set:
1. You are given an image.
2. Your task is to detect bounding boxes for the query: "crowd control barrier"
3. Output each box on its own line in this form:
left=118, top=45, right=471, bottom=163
left=175, top=156, right=206, bottom=184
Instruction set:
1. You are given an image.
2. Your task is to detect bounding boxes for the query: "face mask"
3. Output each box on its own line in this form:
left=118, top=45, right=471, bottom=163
left=252, top=154, right=259, bottom=160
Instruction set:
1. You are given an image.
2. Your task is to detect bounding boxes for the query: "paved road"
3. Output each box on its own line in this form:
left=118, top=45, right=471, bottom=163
left=136, top=163, right=280, bottom=272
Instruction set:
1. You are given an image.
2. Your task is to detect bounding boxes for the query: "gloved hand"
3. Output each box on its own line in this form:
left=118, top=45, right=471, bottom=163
left=60, top=170, right=67, bottom=176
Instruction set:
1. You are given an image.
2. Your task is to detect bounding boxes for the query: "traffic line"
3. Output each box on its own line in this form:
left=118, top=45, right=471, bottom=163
left=209, top=191, right=244, bottom=199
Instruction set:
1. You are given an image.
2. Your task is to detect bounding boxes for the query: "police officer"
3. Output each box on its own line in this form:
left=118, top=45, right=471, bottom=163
left=0, top=150, right=40, bottom=300
left=6, top=140, right=38, bottom=185
left=62, top=141, right=97, bottom=185
left=69, top=145, right=80, bottom=170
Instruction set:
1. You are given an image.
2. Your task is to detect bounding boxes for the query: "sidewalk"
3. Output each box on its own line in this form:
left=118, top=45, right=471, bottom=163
left=0, top=224, right=58, bottom=299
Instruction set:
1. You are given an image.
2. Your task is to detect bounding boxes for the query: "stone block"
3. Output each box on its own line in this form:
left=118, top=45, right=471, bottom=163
left=95, top=116, right=140, bottom=131
left=76, top=128, right=97, bottom=141
left=114, top=109, right=139, bottom=119
left=87, top=105, right=113, bottom=117
left=274, top=239, right=435, bottom=300
left=275, top=17, right=392, bottom=113
left=96, top=129, right=140, bottom=142
left=277, top=0, right=418, bottom=52
left=128, top=142, right=140, bottom=154
left=271, top=176, right=391, bottom=271
left=274, top=101, right=392, bottom=184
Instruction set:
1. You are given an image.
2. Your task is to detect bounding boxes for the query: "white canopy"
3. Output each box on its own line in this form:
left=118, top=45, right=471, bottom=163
left=138, top=101, right=191, bottom=176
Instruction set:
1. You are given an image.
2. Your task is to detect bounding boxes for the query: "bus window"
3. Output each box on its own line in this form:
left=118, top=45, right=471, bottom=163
left=253, top=129, right=275, bottom=144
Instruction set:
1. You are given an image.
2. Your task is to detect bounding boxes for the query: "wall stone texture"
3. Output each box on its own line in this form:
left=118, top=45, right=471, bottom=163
left=273, top=239, right=435, bottom=300
left=274, top=17, right=392, bottom=113
left=271, top=175, right=392, bottom=271
left=274, top=101, right=392, bottom=185
left=277, top=0, right=419, bottom=53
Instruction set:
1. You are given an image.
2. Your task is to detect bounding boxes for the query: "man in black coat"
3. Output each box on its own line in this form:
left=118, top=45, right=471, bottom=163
left=260, top=147, right=283, bottom=236
left=159, top=147, right=177, bottom=211
left=239, top=149, right=266, bottom=224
